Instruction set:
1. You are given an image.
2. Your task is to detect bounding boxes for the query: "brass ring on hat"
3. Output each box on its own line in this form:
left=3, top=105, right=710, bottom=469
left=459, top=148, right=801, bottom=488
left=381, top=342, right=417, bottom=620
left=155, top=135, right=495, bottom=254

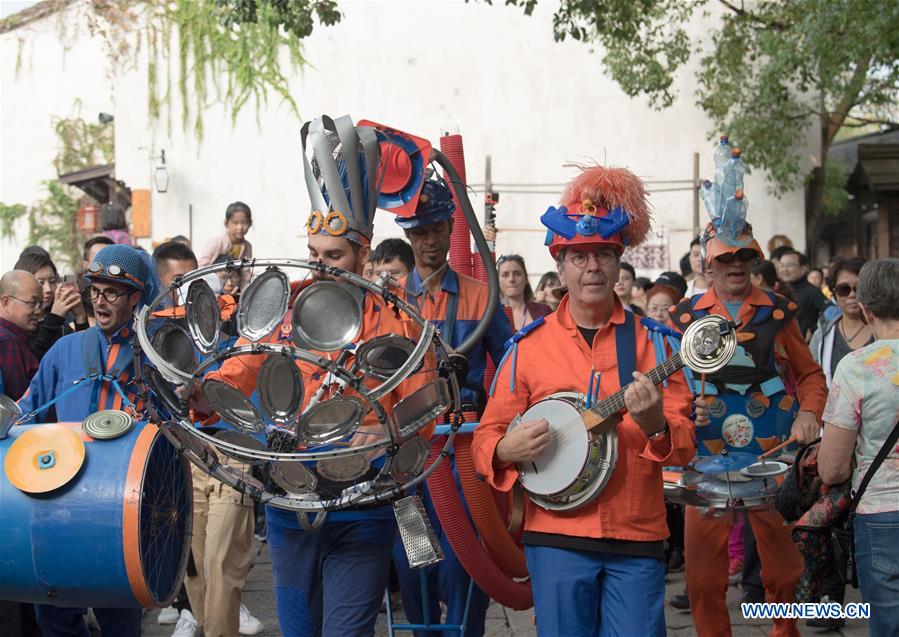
left=323, top=211, right=348, bottom=236
left=578, top=200, right=598, bottom=216
left=306, top=210, right=324, bottom=235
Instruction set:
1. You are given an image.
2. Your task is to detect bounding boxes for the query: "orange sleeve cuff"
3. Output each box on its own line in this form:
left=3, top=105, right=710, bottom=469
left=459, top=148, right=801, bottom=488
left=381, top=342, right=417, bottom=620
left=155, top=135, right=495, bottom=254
left=471, top=428, right=520, bottom=492
left=778, top=321, right=827, bottom=421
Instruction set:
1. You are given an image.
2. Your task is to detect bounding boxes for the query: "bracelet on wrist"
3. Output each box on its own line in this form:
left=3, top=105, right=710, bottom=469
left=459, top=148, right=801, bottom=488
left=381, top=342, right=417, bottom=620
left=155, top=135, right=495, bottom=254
left=648, top=423, right=669, bottom=441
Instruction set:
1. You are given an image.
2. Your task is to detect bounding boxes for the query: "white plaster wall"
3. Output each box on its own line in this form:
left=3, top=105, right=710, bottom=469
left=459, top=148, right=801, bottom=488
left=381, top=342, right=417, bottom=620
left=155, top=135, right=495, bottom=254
left=1, top=0, right=818, bottom=280
left=0, top=4, right=115, bottom=268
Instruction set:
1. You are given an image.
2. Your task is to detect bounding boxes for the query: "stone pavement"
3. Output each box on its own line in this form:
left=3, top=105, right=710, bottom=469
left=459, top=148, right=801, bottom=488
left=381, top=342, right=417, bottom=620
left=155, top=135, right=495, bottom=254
left=143, top=540, right=870, bottom=636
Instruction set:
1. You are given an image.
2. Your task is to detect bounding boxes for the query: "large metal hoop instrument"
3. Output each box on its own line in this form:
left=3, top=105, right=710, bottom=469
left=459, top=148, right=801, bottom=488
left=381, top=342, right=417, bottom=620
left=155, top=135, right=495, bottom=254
left=135, top=259, right=464, bottom=517
left=509, top=314, right=737, bottom=511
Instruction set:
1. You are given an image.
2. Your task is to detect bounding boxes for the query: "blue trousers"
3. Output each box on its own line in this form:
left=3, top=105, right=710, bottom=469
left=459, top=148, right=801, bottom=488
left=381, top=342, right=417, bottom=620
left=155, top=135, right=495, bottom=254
left=524, top=545, right=665, bottom=637
left=854, top=511, right=899, bottom=637
left=392, top=483, right=490, bottom=637
left=33, top=605, right=141, bottom=637
left=268, top=518, right=394, bottom=637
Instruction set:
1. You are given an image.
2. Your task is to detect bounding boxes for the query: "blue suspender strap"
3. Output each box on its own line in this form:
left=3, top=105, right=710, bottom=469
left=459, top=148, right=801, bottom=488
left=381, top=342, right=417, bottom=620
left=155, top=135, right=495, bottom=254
left=488, top=346, right=513, bottom=397
left=80, top=329, right=105, bottom=413
left=488, top=317, right=545, bottom=397
left=614, top=311, right=636, bottom=388
left=22, top=376, right=93, bottom=422
left=80, top=326, right=138, bottom=413
left=108, top=378, right=136, bottom=409
left=406, top=271, right=459, bottom=346
left=444, top=290, right=459, bottom=347
left=651, top=331, right=668, bottom=387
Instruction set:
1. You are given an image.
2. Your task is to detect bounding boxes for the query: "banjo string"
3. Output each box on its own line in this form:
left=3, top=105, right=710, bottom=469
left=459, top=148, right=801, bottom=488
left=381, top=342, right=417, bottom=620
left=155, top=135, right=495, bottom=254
left=537, top=352, right=687, bottom=442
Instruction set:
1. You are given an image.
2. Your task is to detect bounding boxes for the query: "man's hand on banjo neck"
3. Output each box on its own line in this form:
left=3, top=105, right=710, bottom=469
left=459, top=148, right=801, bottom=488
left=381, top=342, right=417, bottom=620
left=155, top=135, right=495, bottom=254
left=622, top=371, right=668, bottom=436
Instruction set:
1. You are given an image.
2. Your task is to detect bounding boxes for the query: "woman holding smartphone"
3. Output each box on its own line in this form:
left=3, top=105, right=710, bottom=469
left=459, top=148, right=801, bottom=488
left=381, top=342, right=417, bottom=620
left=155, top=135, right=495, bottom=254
left=14, top=247, right=88, bottom=360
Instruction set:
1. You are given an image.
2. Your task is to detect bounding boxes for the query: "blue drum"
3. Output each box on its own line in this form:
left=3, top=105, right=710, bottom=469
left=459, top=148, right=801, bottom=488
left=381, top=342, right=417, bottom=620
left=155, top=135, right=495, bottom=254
left=0, top=421, right=191, bottom=608
left=695, top=391, right=798, bottom=456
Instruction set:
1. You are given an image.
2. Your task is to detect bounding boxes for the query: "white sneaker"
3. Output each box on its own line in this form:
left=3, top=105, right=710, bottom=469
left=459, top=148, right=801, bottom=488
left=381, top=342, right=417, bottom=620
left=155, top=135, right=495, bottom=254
left=171, top=609, right=198, bottom=637
left=239, top=603, right=264, bottom=636
left=158, top=605, right=179, bottom=625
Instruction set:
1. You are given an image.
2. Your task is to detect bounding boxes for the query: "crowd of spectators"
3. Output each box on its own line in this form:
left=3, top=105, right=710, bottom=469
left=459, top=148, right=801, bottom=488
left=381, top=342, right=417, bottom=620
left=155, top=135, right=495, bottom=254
left=1, top=205, right=896, bottom=636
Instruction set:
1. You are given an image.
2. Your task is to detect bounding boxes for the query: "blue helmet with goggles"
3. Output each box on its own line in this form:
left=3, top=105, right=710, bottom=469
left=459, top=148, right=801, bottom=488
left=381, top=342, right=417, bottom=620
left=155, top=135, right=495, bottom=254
left=394, top=178, right=456, bottom=230
left=85, top=244, right=162, bottom=308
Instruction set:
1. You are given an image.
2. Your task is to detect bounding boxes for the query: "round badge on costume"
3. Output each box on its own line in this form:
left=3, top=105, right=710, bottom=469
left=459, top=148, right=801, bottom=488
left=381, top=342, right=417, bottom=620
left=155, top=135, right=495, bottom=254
left=721, top=413, right=754, bottom=448
left=709, top=397, right=727, bottom=419
left=746, top=397, right=767, bottom=419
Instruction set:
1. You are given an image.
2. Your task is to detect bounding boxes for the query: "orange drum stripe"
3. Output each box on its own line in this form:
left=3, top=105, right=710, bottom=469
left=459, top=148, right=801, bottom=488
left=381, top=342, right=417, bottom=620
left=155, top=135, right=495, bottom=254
left=122, top=424, right=158, bottom=607
left=98, top=344, right=121, bottom=410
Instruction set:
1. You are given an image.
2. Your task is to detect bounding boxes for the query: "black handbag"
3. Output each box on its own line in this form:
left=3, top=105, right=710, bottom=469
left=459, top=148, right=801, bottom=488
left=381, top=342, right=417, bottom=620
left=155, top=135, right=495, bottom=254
left=831, top=419, right=899, bottom=588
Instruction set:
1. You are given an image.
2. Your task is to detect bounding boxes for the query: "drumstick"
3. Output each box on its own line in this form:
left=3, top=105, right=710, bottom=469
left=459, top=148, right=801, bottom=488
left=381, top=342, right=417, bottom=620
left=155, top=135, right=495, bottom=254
left=756, top=435, right=797, bottom=461
left=699, top=373, right=706, bottom=399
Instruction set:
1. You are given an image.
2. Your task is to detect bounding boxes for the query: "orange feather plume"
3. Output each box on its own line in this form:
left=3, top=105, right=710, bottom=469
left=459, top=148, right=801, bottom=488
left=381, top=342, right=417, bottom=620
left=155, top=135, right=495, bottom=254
left=560, top=163, right=653, bottom=247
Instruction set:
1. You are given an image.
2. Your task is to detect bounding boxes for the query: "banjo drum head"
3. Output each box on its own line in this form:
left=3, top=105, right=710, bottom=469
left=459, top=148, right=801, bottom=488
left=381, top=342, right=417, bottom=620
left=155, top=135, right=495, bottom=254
left=515, top=396, right=590, bottom=497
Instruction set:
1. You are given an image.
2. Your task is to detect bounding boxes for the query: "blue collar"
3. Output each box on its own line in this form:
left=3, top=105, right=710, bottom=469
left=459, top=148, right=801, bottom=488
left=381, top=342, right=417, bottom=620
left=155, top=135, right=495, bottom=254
left=410, top=265, right=459, bottom=297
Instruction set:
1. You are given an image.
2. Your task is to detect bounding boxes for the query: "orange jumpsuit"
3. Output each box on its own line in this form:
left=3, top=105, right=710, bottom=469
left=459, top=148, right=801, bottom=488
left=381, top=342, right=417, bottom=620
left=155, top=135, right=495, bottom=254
left=672, top=286, right=826, bottom=637
left=472, top=295, right=694, bottom=543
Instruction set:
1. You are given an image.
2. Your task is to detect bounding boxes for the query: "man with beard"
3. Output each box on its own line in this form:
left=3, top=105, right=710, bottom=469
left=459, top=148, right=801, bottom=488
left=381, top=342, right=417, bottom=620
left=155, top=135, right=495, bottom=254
left=390, top=176, right=512, bottom=636
left=191, top=115, right=433, bottom=637
left=18, top=244, right=162, bottom=637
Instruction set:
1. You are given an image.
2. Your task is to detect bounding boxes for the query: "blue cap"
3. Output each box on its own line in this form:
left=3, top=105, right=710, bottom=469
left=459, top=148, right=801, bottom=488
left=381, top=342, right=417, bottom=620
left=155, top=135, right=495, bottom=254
left=394, top=179, right=456, bottom=229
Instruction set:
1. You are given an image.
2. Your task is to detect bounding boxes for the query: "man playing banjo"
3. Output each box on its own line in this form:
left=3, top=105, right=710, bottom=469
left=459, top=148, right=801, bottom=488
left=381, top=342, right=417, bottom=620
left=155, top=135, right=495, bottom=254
left=472, top=163, right=696, bottom=636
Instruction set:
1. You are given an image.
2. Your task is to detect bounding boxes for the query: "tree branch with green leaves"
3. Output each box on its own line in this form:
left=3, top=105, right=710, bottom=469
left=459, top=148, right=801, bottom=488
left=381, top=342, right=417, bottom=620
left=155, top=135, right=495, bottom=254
left=489, top=0, right=899, bottom=257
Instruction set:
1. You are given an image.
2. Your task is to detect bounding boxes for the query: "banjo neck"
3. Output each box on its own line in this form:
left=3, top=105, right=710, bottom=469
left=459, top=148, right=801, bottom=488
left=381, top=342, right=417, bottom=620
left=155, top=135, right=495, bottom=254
left=580, top=351, right=686, bottom=433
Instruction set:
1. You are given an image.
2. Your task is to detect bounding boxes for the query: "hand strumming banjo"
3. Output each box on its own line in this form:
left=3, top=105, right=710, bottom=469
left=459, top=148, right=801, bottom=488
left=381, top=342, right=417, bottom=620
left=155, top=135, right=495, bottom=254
left=506, top=315, right=737, bottom=511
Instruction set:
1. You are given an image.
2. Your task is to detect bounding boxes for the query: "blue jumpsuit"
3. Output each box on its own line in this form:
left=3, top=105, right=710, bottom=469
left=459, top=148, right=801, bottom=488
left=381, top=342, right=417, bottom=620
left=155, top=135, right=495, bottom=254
left=392, top=267, right=512, bottom=637
left=18, top=324, right=144, bottom=637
